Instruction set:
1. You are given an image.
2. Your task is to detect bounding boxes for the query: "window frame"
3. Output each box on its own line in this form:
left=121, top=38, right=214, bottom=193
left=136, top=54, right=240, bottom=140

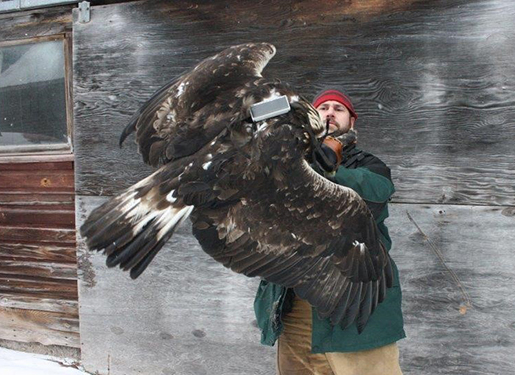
left=0, top=32, right=73, bottom=156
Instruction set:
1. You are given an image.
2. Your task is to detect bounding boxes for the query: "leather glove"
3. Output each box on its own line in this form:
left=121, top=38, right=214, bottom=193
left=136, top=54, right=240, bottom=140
left=314, top=137, right=343, bottom=173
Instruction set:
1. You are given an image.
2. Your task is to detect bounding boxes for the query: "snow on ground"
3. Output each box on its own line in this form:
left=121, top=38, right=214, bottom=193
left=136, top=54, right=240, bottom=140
left=0, top=346, right=91, bottom=375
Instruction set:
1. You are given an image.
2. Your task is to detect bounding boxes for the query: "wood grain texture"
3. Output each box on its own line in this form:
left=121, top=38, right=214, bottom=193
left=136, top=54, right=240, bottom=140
left=0, top=295, right=78, bottom=315
left=0, top=226, right=75, bottom=245
left=77, top=196, right=275, bottom=375
left=0, top=307, right=79, bottom=347
left=392, top=204, right=515, bottom=374
left=0, top=5, right=72, bottom=44
left=0, top=209, right=74, bottom=227
left=0, top=170, right=74, bottom=191
left=73, top=0, right=515, bottom=206
left=77, top=197, right=515, bottom=375
left=0, top=160, right=79, bottom=348
left=72, top=0, right=515, bottom=373
left=0, top=192, right=73, bottom=204
left=0, top=243, right=77, bottom=263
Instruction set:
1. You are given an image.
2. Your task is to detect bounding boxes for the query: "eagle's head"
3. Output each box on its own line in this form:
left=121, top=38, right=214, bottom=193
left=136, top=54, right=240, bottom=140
left=246, top=95, right=328, bottom=171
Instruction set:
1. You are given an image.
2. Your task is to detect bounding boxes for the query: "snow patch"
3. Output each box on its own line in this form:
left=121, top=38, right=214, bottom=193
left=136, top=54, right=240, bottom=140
left=0, top=347, right=89, bottom=375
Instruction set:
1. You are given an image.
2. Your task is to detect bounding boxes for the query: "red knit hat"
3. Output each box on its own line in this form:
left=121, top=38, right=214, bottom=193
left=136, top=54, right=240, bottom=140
left=312, top=89, right=358, bottom=119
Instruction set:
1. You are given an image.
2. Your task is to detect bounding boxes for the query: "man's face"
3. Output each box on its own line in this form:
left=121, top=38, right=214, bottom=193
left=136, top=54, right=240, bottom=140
left=316, top=100, right=355, bottom=136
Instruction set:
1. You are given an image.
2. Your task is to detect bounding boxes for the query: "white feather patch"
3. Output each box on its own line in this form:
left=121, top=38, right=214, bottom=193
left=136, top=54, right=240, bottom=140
left=353, top=240, right=366, bottom=255
left=166, top=190, right=176, bottom=203
left=256, top=121, right=268, bottom=132
left=156, top=205, right=194, bottom=241
left=176, top=82, right=186, bottom=97
left=262, top=89, right=281, bottom=102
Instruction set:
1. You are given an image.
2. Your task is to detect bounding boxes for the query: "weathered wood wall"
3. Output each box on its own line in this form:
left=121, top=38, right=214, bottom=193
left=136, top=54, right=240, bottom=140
left=73, top=0, right=515, bottom=374
left=0, top=5, right=79, bottom=353
left=0, top=5, right=72, bottom=43
left=0, top=156, right=79, bottom=348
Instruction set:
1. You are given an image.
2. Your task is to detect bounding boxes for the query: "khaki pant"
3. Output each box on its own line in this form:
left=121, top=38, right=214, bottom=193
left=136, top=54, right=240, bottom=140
left=277, top=297, right=403, bottom=375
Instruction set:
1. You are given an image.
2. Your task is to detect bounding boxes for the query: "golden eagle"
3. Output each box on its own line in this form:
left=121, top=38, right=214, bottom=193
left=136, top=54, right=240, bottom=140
left=80, top=43, right=393, bottom=333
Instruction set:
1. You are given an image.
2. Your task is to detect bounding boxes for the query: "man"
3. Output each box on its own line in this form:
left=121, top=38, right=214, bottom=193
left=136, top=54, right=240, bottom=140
left=254, top=88, right=405, bottom=375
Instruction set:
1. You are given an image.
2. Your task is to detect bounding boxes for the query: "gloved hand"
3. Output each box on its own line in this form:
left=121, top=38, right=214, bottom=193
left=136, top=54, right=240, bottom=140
left=314, top=137, right=343, bottom=173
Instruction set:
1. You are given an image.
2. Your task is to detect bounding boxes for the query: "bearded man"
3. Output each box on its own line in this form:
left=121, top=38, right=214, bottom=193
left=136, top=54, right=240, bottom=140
left=254, top=88, right=405, bottom=375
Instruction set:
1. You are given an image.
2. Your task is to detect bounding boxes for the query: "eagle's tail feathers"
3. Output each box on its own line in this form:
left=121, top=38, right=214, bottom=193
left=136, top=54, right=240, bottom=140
left=105, top=217, right=158, bottom=269
left=102, top=204, right=193, bottom=279
left=80, top=191, right=140, bottom=247
left=130, top=205, right=193, bottom=279
left=81, top=182, right=193, bottom=278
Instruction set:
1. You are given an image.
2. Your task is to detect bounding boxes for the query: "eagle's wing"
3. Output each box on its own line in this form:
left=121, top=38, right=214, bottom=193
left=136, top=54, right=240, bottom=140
left=81, top=43, right=280, bottom=279
left=81, top=42, right=392, bottom=333
left=119, top=43, right=277, bottom=166
left=191, top=156, right=393, bottom=334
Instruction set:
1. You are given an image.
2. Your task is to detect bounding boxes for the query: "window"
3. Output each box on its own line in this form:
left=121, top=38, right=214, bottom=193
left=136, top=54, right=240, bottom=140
left=0, top=38, right=70, bottom=153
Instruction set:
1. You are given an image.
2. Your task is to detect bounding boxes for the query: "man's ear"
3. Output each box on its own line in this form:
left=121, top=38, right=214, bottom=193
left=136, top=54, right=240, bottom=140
left=350, top=117, right=356, bottom=129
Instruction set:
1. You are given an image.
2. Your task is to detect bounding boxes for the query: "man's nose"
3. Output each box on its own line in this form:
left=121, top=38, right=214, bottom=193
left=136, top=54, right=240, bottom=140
left=325, top=108, right=335, bottom=117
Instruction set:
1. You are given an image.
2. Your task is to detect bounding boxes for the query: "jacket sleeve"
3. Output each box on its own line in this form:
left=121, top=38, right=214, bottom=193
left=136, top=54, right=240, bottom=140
left=332, top=155, right=395, bottom=219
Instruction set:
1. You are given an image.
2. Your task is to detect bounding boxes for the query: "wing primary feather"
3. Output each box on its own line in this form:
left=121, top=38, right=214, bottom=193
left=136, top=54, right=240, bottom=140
left=308, top=268, right=341, bottom=313
left=370, top=280, right=380, bottom=315
left=378, top=270, right=387, bottom=303
left=340, top=282, right=363, bottom=330
left=364, top=250, right=378, bottom=281
left=314, top=272, right=348, bottom=318
left=357, top=248, right=369, bottom=281
left=356, top=282, right=373, bottom=334
left=328, top=279, right=353, bottom=325
left=384, top=254, right=394, bottom=288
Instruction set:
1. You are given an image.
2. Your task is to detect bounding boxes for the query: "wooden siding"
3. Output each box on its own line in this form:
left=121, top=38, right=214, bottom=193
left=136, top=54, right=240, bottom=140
left=73, top=0, right=515, bottom=374
left=77, top=198, right=515, bottom=375
left=0, top=5, right=72, bottom=44
left=73, top=0, right=515, bottom=207
left=0, top=157, right=79, bottom=348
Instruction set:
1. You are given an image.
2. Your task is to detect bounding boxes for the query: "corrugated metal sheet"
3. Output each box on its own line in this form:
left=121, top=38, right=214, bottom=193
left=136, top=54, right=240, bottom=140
left=0, top=155, right=79, bottom=348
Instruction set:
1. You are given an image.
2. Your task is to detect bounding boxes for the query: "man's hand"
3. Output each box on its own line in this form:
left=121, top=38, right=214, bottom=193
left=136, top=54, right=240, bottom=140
left=314, top=137, right=343, bottom=173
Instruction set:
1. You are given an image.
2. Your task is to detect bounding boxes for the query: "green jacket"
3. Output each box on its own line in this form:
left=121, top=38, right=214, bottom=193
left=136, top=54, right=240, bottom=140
left=254, top=145, right=405, bottom=353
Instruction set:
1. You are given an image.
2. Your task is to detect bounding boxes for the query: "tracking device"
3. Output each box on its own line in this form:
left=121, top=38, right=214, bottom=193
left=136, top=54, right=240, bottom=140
left=249, top=95, right=291, bottom=122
